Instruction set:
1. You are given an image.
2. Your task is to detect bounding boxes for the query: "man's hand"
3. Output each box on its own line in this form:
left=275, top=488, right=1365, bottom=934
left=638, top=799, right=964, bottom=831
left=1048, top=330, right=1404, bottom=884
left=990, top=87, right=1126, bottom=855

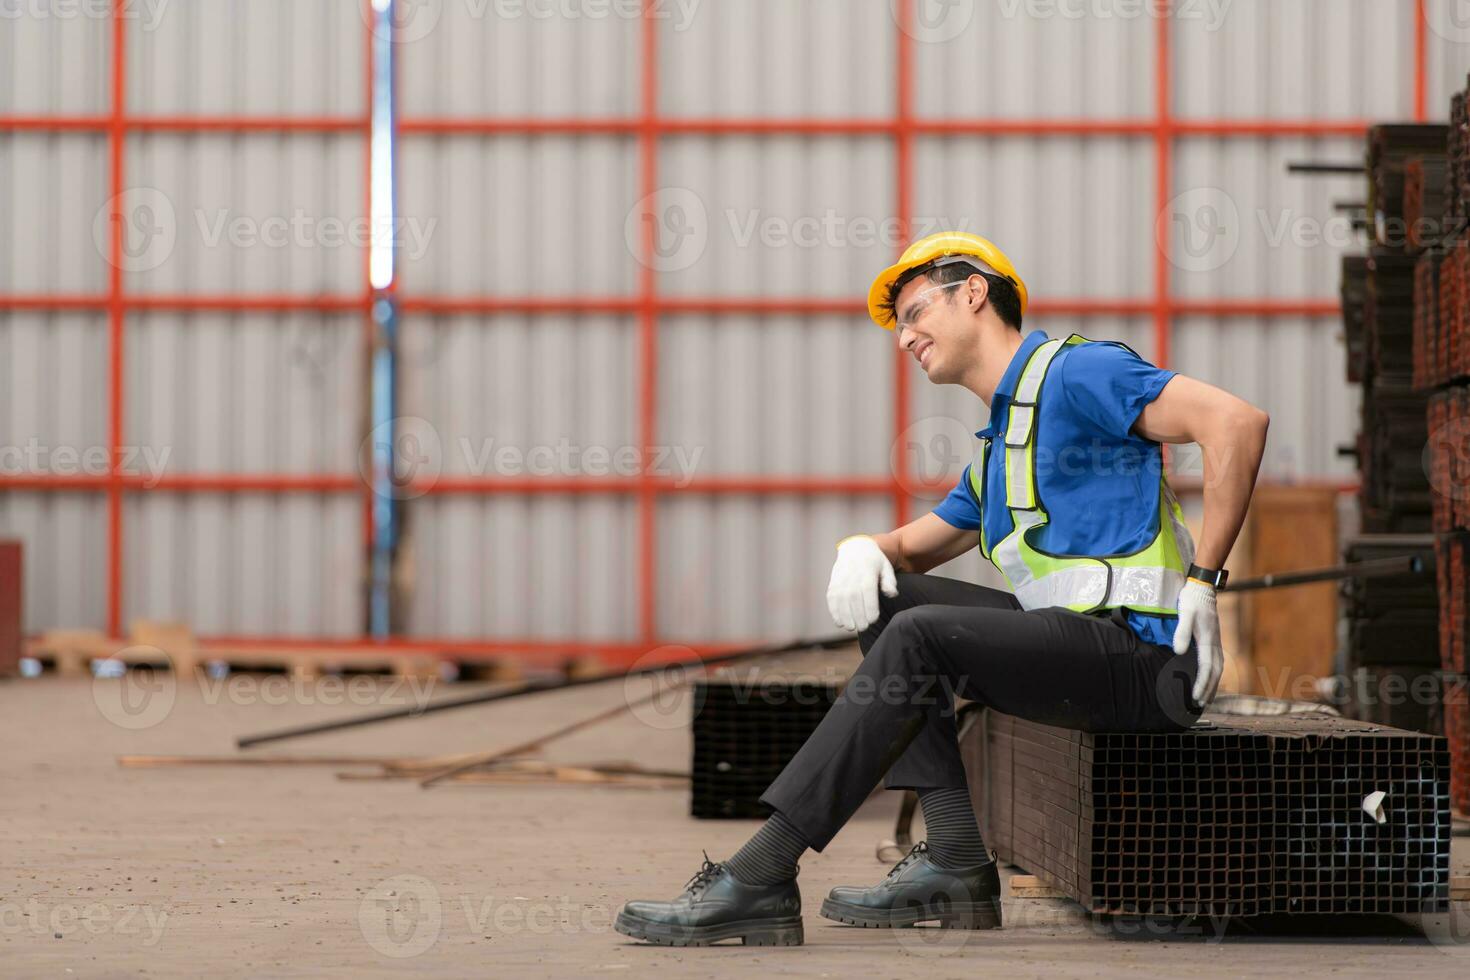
left=1172, top=578, right=1223, bottom=707
left=826, top=536, right=899, bottom=632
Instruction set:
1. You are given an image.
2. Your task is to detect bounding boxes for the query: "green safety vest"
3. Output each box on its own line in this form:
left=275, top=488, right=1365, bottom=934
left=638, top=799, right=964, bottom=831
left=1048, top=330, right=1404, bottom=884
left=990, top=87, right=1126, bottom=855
left=967, top=334, right=1195, bottom=615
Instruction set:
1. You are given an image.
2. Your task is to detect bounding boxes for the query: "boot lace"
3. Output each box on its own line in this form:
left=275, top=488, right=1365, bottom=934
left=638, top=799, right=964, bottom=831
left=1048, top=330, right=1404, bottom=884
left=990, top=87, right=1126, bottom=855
left=683, top=852, right=726, bottom=897
left=886, top=840, right=929, bottom=879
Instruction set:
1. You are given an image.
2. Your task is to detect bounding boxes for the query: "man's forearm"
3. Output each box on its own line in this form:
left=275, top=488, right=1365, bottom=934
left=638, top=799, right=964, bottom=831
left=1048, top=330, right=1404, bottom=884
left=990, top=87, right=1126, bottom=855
left=866, top=513, right=977, bottom=574
left=1192, top=408, right=1269, bottom=570
left=869, top=530, right=916, bottom=573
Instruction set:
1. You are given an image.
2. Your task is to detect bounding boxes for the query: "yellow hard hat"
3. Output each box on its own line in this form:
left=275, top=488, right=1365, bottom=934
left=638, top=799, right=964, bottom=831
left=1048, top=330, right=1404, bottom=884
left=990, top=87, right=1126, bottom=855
left=866, top=231, right=1028, bottom=329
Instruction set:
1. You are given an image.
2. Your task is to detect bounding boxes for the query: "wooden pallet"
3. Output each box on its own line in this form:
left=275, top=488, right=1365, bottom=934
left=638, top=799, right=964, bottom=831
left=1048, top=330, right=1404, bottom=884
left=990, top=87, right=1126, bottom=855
left=24, top=623, right=476, bottom=682
left=191, top=646, right=445, bottom=681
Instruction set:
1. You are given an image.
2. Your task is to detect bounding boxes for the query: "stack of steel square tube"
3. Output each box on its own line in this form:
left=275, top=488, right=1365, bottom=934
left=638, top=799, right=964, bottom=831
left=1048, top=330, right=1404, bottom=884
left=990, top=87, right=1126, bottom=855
left=975, top=712, right=1451, bottom=917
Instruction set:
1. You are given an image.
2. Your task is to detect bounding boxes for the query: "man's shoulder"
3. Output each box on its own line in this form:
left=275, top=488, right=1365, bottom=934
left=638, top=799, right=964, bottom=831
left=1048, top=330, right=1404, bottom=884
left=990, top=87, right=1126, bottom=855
left=1052, top=337, right=1150, bottom=376
left=1044, top=337, right=1173, bottom=441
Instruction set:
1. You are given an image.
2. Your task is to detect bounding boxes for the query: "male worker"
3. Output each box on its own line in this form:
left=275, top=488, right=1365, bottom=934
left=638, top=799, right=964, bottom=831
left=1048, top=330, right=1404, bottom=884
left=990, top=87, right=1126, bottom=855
left=614, top=231, right=1269, bottom=947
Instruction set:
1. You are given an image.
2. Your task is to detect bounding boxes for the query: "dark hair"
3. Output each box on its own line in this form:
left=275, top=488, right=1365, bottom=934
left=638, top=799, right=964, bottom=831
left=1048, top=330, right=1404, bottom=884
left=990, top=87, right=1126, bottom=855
left=882, top=262, right=1024, bottom=330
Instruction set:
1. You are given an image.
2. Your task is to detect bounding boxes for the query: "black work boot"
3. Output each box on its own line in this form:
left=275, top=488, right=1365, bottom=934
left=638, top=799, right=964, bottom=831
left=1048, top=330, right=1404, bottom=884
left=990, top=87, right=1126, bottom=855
left=614, top=854, right=804, bottom=947
left=820, top=841, right=1002, bottom=929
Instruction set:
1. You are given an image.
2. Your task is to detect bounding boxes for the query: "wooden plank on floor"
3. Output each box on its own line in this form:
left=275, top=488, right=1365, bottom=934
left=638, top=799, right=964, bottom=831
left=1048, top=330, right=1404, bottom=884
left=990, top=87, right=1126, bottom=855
left=1009, top=875, right=1067, bottom=899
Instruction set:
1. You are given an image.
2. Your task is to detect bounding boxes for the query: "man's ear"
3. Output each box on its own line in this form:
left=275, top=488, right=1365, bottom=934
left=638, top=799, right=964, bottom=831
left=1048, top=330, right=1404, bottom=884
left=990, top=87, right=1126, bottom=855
left=966, top=273, right=990, bottom=313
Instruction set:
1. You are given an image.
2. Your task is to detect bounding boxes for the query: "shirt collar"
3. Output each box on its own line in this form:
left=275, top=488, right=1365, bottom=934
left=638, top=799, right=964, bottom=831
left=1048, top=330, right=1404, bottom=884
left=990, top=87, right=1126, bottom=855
left=977, top=329, right=1050, bottom=439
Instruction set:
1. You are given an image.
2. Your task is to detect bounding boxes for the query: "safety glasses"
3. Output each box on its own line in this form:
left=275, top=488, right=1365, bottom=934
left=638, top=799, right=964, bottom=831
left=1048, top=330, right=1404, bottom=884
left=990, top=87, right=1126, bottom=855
left=895, top=279, right=970, bottom=332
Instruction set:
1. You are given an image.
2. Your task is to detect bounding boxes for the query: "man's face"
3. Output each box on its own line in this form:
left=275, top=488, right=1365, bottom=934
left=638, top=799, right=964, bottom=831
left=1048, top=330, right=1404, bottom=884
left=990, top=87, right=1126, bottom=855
left=893, top=273, right=985, bottom=384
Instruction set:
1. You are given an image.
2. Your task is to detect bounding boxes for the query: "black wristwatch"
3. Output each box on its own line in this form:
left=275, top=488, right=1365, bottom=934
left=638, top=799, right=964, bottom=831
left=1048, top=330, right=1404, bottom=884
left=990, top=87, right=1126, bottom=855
left=1187, top=563, right=1229, bottom=590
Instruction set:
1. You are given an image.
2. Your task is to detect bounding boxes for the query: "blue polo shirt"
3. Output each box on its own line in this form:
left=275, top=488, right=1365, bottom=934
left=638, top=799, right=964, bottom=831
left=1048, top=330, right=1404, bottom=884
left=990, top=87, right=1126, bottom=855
left=934, top=329, right=1181, bottom=648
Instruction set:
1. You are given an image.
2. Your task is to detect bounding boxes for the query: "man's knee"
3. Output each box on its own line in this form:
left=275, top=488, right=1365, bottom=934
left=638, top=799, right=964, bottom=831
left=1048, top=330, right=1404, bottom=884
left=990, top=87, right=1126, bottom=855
left=867, top=606, right=945, bottom=668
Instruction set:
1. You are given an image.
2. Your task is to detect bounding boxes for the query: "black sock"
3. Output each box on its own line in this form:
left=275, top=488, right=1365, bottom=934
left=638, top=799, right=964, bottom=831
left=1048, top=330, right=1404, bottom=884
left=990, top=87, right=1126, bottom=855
left=723, top=810, right=809, bottom=885
left=918, top=786, right=990, bottom=869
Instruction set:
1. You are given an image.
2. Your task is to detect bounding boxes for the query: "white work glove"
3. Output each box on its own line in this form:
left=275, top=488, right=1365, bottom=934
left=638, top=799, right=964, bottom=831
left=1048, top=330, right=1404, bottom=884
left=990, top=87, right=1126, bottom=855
left=1172, top=578, right=1223, bottom=708
left=826, top=535, right=898, bottom=633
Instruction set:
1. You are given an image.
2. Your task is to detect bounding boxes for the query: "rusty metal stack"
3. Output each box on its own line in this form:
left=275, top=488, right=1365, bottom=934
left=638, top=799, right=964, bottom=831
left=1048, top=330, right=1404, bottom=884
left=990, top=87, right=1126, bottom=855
left=1356, top=126, right=1448, bottom=533
left=1405, top=156, right=1450, bottom=253
left=1451, top=86, right=1470, bottom=223
left=1368, top=125, right=1451, bottom=249
left=979, top=711, right=1452, bottom=917
left=1342, top=254, right=1370, bottom=384
left=1346, top=117, right=1470, bottom=809
left=1415, top=80, right=1470, bottom=813
left=1436, top=530, right=1470, bottom=812
left=1412, top=247, right=1445, bottom=389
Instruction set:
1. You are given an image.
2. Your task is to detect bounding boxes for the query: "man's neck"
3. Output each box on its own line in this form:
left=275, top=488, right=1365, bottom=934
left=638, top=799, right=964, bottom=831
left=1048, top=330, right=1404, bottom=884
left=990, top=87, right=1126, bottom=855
left=962, top=326, right=1025, bottom=405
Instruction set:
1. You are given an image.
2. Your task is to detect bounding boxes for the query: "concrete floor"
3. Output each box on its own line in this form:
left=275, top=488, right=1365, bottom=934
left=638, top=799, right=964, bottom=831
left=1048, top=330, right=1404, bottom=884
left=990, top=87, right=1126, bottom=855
left=3, top=667, right=1470, bottom=978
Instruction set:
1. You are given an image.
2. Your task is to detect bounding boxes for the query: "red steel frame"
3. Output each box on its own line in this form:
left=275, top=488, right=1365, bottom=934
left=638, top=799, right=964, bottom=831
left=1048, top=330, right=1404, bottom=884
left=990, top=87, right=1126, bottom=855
left=0, top=0, right=1431, bottom=665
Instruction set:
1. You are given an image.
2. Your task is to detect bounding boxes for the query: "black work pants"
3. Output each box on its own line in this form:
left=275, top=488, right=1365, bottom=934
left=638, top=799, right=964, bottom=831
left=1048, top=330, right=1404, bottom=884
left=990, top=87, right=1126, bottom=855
left=760, top=572, right=1201, bottom=851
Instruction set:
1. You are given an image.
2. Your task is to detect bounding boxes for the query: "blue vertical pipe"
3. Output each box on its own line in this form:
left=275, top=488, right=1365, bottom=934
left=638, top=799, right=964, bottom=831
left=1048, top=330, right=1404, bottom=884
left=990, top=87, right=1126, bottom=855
left=367, top=0, right=398, bottom=637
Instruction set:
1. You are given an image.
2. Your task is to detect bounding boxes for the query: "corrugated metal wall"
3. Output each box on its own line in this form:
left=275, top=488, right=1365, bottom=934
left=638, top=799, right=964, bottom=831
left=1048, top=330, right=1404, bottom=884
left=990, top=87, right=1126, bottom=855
left=0, top=1, right=1455, bottom=644
left=0, top=1, right=367, bottom=636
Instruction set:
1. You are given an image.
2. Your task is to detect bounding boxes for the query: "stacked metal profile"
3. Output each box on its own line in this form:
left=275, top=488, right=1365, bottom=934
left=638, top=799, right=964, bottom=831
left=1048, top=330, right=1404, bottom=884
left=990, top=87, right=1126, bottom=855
left=1411, top=80, right=1470, bottom=813
left=1341, top=536, right=1440, bottom=734
left=1405, top=157, right=1450, bottom=253
left=689, top=678, right=839, bottom=819
left=1368, top=125, right=1452, bottom=249
left=1411, top=246, right=1446, bottom=389
left=1435, top=533, right=1470, bottom=812
left=1355, top=126, right=1450, bottom=532
left=1452, top=86, right=1470, bottom=226
left=1360, top=247, right=1432, bottom=529
left=980, top=712, right=1451, bottom=917
left=1341, top=254, right=1370, bottom=384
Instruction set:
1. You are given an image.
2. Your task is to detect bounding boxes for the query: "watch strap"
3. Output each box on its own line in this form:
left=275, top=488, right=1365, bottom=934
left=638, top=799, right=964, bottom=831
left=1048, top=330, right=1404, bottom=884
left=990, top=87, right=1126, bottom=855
left=1187, top=563, right=1228, bottom=590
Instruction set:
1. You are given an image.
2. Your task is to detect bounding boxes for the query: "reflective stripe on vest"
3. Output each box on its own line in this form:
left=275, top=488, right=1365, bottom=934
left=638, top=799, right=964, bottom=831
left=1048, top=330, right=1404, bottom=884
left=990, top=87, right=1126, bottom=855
left=974, top=335, right=1195, bottom=615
